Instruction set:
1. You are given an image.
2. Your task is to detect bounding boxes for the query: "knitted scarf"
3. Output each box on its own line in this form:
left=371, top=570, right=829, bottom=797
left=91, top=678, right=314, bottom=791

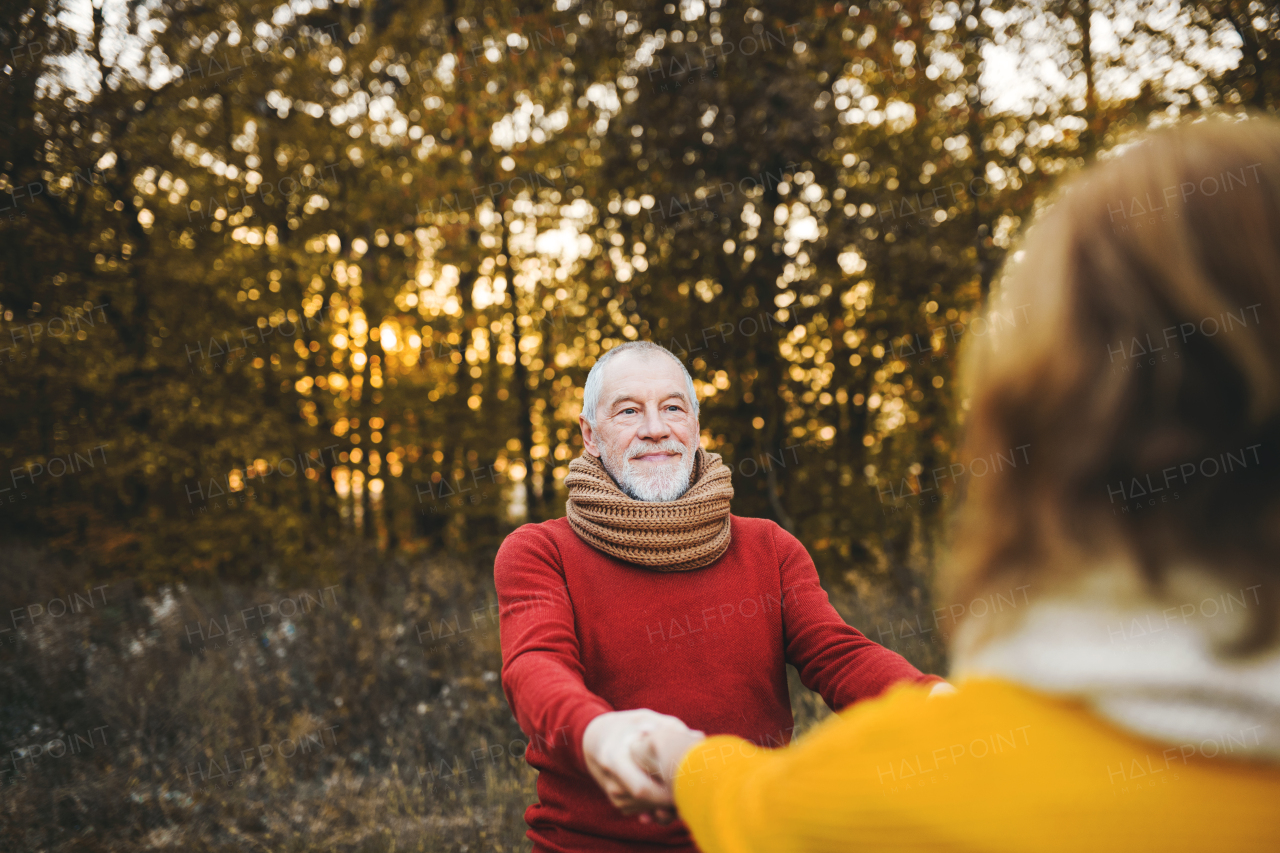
left=564, top=447, right=734, bottom=572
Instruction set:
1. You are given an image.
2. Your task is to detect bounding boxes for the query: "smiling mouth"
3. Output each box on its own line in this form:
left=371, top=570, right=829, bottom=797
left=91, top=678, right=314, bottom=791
left=631, top=452, right=679, bottom=462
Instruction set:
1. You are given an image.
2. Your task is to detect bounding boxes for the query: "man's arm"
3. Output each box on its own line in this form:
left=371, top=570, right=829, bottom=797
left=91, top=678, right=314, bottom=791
left=772, top=524, right=943, bottom=710
left=496, top=525, right=672, bottom=813
left=495, top=525, right=613, bottom=774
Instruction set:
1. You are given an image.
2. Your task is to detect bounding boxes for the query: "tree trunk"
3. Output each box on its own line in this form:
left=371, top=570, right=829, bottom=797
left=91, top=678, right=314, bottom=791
left=503, top=215, right=540, bottom=522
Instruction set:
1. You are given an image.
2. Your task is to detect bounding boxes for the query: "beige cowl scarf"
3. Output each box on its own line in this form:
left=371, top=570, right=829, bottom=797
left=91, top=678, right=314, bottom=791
left=563, top=447, right=734, bottom=572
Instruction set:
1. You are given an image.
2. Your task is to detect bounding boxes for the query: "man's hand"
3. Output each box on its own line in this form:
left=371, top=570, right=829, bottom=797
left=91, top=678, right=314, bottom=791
left=583, top=709, right=687, bottom=822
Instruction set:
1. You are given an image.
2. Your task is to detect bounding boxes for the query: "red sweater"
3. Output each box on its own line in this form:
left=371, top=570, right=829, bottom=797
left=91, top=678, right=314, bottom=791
left=494, top=515, right=940, bottom=853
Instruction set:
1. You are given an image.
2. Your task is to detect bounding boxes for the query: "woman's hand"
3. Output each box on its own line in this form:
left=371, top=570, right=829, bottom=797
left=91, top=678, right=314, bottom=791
left=928, top=681, right=958, bottom=699
left=630, top=717, right=707, bottom=823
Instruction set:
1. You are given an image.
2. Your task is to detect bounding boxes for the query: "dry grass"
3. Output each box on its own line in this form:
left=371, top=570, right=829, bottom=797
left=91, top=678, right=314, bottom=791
left=0, top=542, right=942, bottom=851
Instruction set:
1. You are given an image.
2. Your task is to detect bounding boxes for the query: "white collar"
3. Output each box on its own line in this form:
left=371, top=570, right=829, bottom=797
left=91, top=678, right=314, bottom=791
left=950, top=564, right=1280, bottom=760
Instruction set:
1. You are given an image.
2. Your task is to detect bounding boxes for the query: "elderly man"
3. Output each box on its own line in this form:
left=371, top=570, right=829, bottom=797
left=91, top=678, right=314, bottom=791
left=495, top=340, right=945, bottom=853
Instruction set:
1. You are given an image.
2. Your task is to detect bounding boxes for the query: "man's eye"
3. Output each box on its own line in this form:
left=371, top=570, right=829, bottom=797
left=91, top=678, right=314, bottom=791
left=621, top=408, right=637, bottom=415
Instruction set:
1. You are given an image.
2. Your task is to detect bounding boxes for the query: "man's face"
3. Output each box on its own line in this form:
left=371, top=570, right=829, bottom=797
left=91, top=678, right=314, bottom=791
left=580, top=352, right=699, bottom=502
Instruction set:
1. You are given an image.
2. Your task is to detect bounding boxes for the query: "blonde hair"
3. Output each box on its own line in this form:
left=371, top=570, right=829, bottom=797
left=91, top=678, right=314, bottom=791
left=949, top=116, right=1280, bottom=653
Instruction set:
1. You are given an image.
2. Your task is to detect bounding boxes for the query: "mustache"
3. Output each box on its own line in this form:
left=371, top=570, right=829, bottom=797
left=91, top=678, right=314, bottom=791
left=624, top=440, right=689, bottom=461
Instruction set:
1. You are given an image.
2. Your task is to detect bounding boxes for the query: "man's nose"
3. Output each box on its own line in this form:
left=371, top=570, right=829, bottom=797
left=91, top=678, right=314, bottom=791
left=636, top=405, right=670, bottom=439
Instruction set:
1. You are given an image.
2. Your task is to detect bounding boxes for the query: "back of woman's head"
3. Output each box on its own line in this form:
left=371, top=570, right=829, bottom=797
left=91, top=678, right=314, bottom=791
left=950, top=116, right=1280, bottom=653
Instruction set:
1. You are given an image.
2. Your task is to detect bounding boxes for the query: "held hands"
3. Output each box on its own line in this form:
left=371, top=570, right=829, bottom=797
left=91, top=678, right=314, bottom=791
left=583, top=709, right=684, bottom=823
left=585, top=685, right=952, bottom=824
left=629, top=715, right=707, bottom=808
left=586, top=685, right=951, bottom=823
left=583, top=709, right=704, bottom=825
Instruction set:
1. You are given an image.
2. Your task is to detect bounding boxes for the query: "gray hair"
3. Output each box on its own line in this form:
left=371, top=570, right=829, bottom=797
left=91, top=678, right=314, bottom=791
left=580, top=341, right=700, bottom=429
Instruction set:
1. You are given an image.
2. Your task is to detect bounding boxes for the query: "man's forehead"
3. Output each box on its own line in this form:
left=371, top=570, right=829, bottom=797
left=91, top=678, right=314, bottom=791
left=600, top=350, right=683, bottom=381
left=599, top=351, right=687, bottom=398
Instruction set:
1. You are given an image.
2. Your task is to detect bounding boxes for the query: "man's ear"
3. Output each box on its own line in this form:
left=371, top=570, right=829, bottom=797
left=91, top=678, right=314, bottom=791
left=580, top=415, right=602, bottom=458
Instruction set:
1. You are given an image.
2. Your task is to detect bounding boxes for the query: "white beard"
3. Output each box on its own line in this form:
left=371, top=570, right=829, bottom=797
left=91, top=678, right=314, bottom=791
left=598, top=437, right=696, bottom=502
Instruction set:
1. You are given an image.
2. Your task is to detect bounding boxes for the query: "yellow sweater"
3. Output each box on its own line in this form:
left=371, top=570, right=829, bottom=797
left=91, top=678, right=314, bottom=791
left=673, top=677, right=1280, bottom=852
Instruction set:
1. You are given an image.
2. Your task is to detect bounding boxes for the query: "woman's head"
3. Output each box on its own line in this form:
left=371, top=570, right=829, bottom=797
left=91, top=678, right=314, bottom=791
left=949, top=116, right=1280, bottom=652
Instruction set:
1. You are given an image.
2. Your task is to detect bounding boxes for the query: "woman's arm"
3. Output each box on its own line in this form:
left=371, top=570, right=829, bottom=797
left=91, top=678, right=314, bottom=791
left=636, top=680, right=976, bottom=853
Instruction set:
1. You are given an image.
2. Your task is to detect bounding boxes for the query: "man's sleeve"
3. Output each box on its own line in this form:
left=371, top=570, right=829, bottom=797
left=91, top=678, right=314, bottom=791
left=495, top=525, right=613, bottom=774
left=773, top=524, right=942, bottom=710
